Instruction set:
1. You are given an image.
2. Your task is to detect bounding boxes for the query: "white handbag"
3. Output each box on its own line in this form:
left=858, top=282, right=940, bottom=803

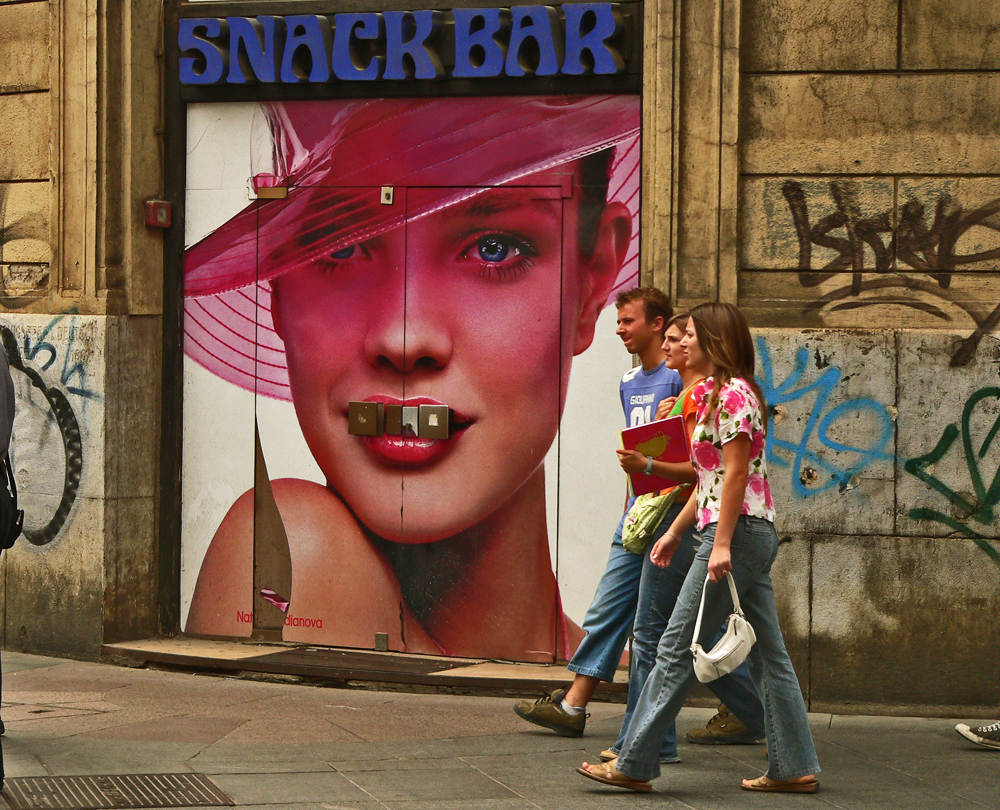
left=690, top=572, right=756, bottom=683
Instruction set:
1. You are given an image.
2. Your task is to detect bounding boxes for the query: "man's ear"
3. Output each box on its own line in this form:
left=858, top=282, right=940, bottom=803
left=573, top=201, right=632, bottom=356
left=269, top=280, right=284, bottom=342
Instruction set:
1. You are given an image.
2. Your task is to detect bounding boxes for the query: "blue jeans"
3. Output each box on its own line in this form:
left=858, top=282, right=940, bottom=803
left=616, top=516, right=820, bottom=782
left=608, top=507, right=765, bottom=762
left=568, top=533, right=643, bottom=683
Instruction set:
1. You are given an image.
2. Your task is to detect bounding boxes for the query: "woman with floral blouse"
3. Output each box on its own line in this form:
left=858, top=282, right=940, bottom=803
left=576, top=302, right=821, bottom=794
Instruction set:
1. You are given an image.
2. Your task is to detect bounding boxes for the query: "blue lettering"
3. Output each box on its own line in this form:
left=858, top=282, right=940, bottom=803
left=452, top=8, right=511, bottom=78
left=227, top=16, right=285, bottom=83
left=280, top=15, right=332, bottom=83
left=332, top=13, right=384, bottom=81
left=506, top=6, right=562, bottom=77
left=384, top=11, right=444, bottom=80
left=178, top=5, right=634, bottom=85
left=562, top=3, right=624, bottom=75
left=178, top=18, right=228, bottom=85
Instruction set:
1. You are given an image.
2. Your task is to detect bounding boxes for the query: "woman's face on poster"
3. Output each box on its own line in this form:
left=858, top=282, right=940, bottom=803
left=272, top=170, right=629, bottom=543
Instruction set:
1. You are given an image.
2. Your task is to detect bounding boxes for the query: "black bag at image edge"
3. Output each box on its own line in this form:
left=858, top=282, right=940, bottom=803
left=0, top=454, right=23, bottom=550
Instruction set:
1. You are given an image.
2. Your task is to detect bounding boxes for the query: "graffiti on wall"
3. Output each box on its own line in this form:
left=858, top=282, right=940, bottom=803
left=755, top=337, right=895, bottom=499
left=754, top=330, right=999, bottom=565
left=0, top=314, right=98, bottom=546
left=904, top=387, right=1000, bottom=567
left=780, top=180, right=1000, bottom=366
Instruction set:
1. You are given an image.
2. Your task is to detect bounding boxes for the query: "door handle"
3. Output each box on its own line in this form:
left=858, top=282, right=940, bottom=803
left=348, top=402, right=450, bottom=439
left=347, top=401, right=384, bottom=436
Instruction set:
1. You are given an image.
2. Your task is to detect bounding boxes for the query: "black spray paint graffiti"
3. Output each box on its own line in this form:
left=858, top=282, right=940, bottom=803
left=781, top=181, right=1000, bottom=366
left=904, top=387, right=1000, bottom=569
left=0, top=326, right=82, bottom=546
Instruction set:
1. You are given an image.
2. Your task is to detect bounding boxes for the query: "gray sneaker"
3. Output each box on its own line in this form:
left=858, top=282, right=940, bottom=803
left=513, top=689, right=587, bottom=737
left=686, top=703, right=762, bottom=745
left=956, top=721, right=1000, bottom=750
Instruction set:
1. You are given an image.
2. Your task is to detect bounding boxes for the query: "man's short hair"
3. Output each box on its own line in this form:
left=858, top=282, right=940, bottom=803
left=615, top=287, right=673, bottom=327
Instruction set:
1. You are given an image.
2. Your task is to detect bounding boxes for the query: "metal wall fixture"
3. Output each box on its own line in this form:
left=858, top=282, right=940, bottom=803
left=348, top=402, right=451, bottom=439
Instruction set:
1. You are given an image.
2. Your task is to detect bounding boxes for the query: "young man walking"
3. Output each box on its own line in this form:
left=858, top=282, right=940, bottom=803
left=515, top=287, right=680, bottom=733
left=513, top=288, right=763, bottom=750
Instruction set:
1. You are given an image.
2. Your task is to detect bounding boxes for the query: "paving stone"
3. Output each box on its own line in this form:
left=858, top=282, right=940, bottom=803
left=0, top=652, right=995, bottom=810
left=191, top=742, right=356, bottom=774
left=343, top=764, right=520, bottom=803
left=19, top=739, right=205, bottom=776
left=82, top=715, right=247, bottom=744
left=208, top=771, right=371, bottom=805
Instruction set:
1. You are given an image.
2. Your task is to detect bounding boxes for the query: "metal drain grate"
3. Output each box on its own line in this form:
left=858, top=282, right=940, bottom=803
left=2, top=773, right=233, bottom=809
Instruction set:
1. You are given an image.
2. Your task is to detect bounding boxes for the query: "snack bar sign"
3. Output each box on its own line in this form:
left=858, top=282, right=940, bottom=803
left=179, top=4, right=628, bottom=85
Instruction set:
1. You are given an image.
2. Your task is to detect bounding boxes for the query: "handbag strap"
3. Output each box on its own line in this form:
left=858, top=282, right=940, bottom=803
left=4, top=453, right=17, bottom=506
left=691, top=572, right=742, bottom=643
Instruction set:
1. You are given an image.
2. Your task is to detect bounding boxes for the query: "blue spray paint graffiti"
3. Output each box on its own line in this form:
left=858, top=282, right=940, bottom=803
left=21, top=313, right=104, bottom=402
left=754, top=337, right=998, bottom=566
left=755, top=337, right=895, bottom=498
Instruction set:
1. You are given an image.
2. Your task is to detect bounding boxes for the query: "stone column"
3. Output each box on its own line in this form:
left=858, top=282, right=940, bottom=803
left=0, top=0, right=164, bottom=656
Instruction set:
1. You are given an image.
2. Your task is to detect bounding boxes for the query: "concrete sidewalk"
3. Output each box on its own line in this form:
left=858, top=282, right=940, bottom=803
left=0, top=651, right=996, bottom=810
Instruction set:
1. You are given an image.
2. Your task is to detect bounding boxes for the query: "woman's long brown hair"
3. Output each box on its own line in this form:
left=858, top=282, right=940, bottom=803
left=688, top=302, right=768, bottom=435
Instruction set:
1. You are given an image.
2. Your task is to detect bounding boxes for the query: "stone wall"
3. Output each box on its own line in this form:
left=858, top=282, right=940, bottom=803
left=0, top=312, right=161, bottom=656
left=0, top=0, right=51, bottom=302
left=735, top=0, right=1000, bottom=713
left=739, top=0, right=999, bottom=337
left=641, top=0, right=999, bottom=712
left=0, top=315, right=105, bottom=655
left=758, top=328, right=999, bottom=715
left=0, top=0, right=164, bottom=656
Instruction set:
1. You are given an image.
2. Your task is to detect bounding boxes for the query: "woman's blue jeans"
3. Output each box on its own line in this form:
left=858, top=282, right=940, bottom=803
left=608, top=507, right=765, bottom=762
left=616, top=516, right=820, bottom=782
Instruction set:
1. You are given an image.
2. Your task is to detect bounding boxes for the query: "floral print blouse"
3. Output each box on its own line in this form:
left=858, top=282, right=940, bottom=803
left=689, top=376, right=774, bottom=530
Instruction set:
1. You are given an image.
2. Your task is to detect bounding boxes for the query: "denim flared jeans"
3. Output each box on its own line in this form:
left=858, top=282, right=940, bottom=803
left=608, top=505, right=765, bottom=761
left=615, top=515, right=820, bottom=782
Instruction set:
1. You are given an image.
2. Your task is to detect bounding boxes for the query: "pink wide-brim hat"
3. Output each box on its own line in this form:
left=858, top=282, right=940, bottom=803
left=185, top=95, right=641, bottom=400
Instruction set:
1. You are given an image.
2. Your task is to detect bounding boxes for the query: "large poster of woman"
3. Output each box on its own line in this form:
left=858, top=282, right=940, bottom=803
left=181, top=95, right=641, bottom=662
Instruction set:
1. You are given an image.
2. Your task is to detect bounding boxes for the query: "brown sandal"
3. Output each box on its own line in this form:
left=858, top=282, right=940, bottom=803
left=576, top=761, right=651, bottom=793
left=742, top=775, right=819, bottom=793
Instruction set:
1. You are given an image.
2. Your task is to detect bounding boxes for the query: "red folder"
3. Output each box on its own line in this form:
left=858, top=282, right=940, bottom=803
left=620, top=415, right=689, bottom=496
